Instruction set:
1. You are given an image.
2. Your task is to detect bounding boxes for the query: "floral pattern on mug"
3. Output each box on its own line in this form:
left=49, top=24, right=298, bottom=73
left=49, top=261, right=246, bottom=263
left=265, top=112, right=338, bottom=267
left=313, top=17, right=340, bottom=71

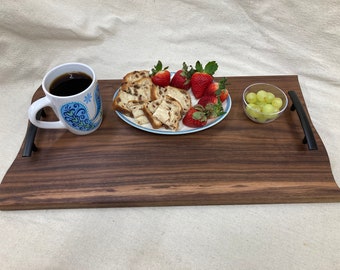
left=60, top=85, right=102, bottom=131
left=84, top=93, right=92, bottom=104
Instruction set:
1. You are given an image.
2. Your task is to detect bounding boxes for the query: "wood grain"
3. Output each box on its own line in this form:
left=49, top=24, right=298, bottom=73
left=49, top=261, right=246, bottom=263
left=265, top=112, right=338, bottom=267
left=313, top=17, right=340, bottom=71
left=0, top=75, right=339, bottom=210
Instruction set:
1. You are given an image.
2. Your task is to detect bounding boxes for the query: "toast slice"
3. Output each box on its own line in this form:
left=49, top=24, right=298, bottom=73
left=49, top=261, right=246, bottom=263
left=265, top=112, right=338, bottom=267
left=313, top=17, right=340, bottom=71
left=127, top=101, right=149, bottom=125
left=121, top=77, right=153, bottom=100
left=159, top=86, right=191, bottom=114
left=122, top=70, right=150, bottom=84
left=143, top=99, right=163, bottom=129
left=112, top=90, right=140, bottom=117
left=113, top=70, right=192, bottom=131
left=120, top=71, right=149, bottom=94
left=151, top=85, right=166, bottom=101
left=113, top=77, right=155, bottom=116
left=152, top=96, right=182, bottom=131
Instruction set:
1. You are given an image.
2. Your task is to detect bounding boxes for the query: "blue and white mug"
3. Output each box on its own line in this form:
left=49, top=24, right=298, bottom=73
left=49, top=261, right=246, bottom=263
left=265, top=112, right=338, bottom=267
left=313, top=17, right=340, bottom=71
left=28, top=63, right=103, bottom=135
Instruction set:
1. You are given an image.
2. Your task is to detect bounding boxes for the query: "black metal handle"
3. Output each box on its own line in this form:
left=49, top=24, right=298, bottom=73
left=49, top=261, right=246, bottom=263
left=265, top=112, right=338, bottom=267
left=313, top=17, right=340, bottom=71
left=22, top=109, right=45, bottom=157
left=288, top=91, right=317, bottom=150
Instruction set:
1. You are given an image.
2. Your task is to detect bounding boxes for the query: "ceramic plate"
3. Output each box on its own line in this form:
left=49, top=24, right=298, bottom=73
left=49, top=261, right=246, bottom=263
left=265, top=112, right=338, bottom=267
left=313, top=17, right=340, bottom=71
left=113, top=88, right=232, bottom=135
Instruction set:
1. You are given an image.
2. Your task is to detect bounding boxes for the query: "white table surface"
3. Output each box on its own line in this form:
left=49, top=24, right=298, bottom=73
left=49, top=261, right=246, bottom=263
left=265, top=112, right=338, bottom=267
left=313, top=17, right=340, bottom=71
left=1, top=1, right=340, bottom=269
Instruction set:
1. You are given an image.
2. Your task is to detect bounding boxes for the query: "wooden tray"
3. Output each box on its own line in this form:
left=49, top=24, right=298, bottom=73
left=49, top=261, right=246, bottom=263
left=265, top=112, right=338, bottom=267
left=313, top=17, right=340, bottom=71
left=1, top=75, right=339, bottom=210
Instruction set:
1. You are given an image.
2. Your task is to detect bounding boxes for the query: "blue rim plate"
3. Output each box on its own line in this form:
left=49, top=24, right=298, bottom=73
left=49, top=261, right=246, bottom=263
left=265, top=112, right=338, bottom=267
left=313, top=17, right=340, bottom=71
left=113, top=88, right=232, bottom=135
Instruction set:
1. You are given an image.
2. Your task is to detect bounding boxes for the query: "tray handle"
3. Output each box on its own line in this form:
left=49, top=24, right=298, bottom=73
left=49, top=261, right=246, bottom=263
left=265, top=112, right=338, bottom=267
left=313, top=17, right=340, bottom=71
left=22, top=109, right=45, bottom=157
left=288, top=90, right=317, bottom=150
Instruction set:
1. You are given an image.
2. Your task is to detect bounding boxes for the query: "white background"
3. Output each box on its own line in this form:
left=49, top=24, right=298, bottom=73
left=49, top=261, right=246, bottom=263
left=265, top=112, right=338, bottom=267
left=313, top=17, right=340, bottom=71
left=1, top=1, right=340, bottom=269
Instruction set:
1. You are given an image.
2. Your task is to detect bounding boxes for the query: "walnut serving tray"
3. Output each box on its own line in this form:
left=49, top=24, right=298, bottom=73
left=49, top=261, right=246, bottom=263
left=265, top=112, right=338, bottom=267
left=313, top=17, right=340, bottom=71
left=1, top=75, right=339, bottom=210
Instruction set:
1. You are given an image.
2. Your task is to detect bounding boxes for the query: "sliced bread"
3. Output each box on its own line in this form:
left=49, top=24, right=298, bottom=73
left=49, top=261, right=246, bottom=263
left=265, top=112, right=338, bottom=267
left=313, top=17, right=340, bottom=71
left=127, top=101, right=149, bottom=125
left=122, top=70, right=150, bottom=84
left=152, top=96, right=182, bottom=131
left=121, top=77, right=153, bottom=100
left=113, top=70, right=193, bottom=131
left=158, top=86, right=191, bottom=114
left=113, top=77, right=155, bottom=116
left=112, top=90, right=140, bottom=117
left=143, top=99, right=163, bottom=129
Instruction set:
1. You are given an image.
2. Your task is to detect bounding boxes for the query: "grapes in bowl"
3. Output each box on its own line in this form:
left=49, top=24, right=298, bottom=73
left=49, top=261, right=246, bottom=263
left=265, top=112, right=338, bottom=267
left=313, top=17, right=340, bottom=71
left=243, top=83, right=288, bottom=123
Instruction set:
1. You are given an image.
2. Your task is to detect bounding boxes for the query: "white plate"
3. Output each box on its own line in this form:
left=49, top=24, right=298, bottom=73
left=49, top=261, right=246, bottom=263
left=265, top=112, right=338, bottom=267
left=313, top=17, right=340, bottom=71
left=113, top=87, right=232, bottom=135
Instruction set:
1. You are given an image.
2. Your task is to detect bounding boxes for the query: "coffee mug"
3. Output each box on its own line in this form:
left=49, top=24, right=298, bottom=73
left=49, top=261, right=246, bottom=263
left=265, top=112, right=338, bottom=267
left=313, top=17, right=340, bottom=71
left=28, top=63, right=103, bottom=135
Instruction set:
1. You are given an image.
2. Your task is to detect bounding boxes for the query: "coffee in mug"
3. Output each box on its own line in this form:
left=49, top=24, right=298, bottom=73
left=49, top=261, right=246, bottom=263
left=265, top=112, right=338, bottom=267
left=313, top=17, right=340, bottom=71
left=49, top=72, right=92, bottom=97
left=28, top=63, right=103, bottom=135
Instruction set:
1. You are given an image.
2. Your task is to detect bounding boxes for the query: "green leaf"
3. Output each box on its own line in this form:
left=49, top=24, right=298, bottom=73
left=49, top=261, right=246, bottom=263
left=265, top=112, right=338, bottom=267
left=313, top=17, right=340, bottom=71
left=215, top=77, right=226, bottom=97
left=213, top=101, right=225, bottom=116
left=204, top=61, right=218, bottom=75
left=218, top=77, right=226, bottom=89
left=192, top=111, right=207, bottom=121
left=195, top=61, right=203, bottom=72
left=205, top=101, right=225, bottom=118
left=156, top=60, right=162, bottom=70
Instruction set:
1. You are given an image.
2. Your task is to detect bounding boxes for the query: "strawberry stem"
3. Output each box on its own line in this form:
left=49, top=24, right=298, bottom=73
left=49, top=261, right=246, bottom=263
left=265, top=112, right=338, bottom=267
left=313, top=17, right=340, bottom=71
left=215, top=77, right=226, bottom=98
left=192, top=105, right=208, bottom=122
left=181, top=62, right=195, bottom=85
left=151, top=60, right=168, bottom=76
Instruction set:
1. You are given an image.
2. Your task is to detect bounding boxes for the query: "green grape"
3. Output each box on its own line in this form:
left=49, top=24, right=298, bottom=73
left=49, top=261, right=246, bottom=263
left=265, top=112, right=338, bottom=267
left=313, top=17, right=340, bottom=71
left=245, top=88, right=285, bottom=123
left=265, top=92, right=275, bottom=104
left=262, top=104, right=276, bottom=115
left=246, top=104, right=261, bottom=118
left=246, top=92, right=257, bottom=104
left=272, top=97, right=283, bottom=109
left=256, top=101, right=266, bottom=109
left=256, top=90, right=267, bottom=102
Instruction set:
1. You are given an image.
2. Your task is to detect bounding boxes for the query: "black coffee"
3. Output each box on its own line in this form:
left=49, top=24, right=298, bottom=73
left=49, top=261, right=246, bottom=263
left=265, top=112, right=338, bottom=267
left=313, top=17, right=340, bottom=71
left=49, top=72, right=92, bottom=96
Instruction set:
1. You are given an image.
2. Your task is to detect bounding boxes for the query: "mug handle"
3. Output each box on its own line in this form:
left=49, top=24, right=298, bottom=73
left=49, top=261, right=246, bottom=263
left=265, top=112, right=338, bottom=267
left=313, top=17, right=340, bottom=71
left=28, top=97, right=65, bottom=129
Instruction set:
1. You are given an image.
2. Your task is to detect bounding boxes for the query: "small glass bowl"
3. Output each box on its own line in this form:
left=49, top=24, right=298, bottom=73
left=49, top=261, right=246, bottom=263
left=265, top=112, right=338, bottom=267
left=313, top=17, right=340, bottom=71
left=243, top=83, right=288, bottom=123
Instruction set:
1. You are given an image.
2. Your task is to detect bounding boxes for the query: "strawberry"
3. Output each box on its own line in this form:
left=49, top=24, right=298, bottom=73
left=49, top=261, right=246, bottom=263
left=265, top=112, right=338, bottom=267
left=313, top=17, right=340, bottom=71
left=219, top=89, right=229, bottom=103
left=150, top=60, right=170, bottom=87
left=190, top=61, right=218, bottom=99
left=198, top=96, right=225, bottom=119
left=170, top=62, right=195, bottom=90
left=198, top=95, right=218, bottom=107
left=182, top=105, right=208, bottom=128
left=205, top=82, right=219, bottom=96
left=205, top=77, right=229, bottom=102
